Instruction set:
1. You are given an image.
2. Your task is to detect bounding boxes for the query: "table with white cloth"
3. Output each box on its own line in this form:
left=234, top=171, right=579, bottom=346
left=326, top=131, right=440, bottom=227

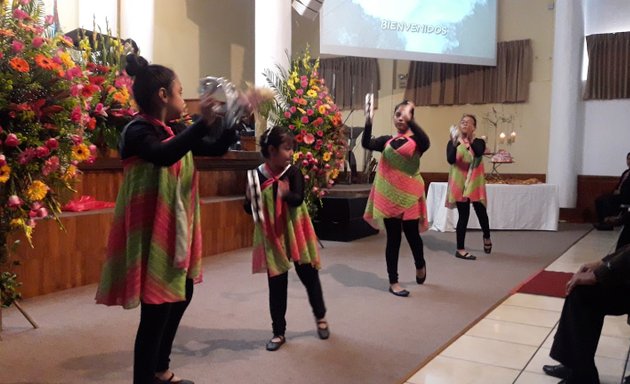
left=426, top=182, right=559, bottom=232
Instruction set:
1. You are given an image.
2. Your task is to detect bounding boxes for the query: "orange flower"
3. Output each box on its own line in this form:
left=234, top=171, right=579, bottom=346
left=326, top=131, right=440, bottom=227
left=9, top=57, right=30, bottom=73
left=34, top=54, right=55, bottom=70
left=0, top=29, right=15, bottom=37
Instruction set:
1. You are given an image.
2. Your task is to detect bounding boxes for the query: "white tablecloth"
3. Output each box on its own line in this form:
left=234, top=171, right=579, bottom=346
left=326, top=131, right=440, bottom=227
left=426, top=182, right=559, bottom=232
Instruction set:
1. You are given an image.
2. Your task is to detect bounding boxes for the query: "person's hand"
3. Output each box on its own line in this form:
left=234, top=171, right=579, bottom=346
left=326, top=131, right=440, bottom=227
left=566, top=271, right=597, bottom=295
left=199, top=93, right=221, bottom=126
left=449, top=125, right=459, bottom=145
left=577, top=260, right=603, bottom=273
left=277, top=181, right=289, bottom=199
left=400, top=102, right=414, bottom=123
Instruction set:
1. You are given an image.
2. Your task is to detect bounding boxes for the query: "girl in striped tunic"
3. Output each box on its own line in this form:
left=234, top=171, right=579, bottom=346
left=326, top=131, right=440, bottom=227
left=363, top=100, right=430, bottom=297
left=95, top=54, right=239, bottom=384
left=245, top=126, right=329, bottom=351
left=446, top=114, right=492, bottom=261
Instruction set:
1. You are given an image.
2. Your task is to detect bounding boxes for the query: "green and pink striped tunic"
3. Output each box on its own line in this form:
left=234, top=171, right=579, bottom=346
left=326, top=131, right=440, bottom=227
left=364, top=137, right=428, bottom=232
left=251, top=165, right=320, bottom=277
left=446, top=142, right=487, bottom=208
left=95, top=152, right=203, bottom=309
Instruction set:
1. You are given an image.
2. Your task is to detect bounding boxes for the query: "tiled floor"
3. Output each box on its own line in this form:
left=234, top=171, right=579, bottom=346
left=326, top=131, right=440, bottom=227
left=406, top=228, right=630, bottom=384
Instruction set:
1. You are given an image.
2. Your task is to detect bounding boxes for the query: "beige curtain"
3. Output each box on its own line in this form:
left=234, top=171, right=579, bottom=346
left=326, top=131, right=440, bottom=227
left=584, top=32, right=630, bottom=100
left=404, top=39, right=532, bottom=105
left=319, top=57, right=379, bottom=109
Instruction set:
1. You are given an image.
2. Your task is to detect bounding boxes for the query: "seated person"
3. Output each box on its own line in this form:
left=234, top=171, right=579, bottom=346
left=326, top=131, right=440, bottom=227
left=594, top=152, right=630, bottom=230
left=542, top=244, right=630, bottom=383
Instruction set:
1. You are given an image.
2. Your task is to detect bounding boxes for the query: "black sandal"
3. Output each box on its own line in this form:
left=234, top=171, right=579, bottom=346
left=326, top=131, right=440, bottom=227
left=316, top=319, right=330, bottom=340
left=265, top=335, right=285, bottom=351
left=455, top=251, right=476, bottom=260
left=483, top=238, right=492, bottom=254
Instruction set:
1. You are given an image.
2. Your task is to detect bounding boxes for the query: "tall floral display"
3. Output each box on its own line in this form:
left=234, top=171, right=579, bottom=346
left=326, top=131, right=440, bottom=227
left=0, top=0, right=95, bottom=307
left=263, top=48, right=346, bottom=215
left=75, top=28, right=136, bottom=152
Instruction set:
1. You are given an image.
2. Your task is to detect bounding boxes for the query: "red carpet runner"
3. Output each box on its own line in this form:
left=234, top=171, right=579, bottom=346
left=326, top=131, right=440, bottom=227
left=515, top=270, right=574, bottom=298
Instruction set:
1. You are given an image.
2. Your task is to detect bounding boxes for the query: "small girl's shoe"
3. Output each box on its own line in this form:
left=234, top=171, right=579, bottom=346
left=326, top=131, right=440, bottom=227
left=154, top=373, right=194, bottom=384
left=316, top=319, right=330, bottom=340
left=483, top=238, right=492, bottom=254
left=265, top=335, right=285, bottom=351
left=416, top=266, right=427, bottom=285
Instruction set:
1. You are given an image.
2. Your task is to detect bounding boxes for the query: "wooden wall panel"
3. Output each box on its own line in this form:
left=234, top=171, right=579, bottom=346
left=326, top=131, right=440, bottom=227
left=575, top=175, right=619, bottom=223
left=9, top=199, right=254, bottom=299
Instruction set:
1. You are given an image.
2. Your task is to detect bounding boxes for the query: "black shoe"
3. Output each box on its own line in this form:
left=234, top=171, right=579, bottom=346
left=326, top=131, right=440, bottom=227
left=542, top=364, right=570, bottom=379
left=416, top=266, right=426, bottom=285
left=624, top=375, right=630, bottom=384
left=483, top=238, right=492, bottom=254
left=265, top=335, right=285, bottom=351
left=388, top=287, right=410, bottom=297
left=455, top=251, right=476, bottom=260
left=316, top=319, right=330, bottom=340
left=154, top=373, right=194, bottom=384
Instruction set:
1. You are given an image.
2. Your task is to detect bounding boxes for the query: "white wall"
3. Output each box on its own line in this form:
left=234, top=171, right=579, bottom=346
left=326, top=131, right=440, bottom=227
left=581, top=0, right=630, bottom=176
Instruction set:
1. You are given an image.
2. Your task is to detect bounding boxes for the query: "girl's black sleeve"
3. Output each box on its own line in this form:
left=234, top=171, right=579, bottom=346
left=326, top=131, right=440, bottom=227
left=408, top=120, right=430, bottom=154
left=124, top=119, right=212, bottom=166
left=471, top=138, right=486, bottom=157
left=361, top=119, right=390, bottom=152
left=446, top=140, right=458, bottom=165
left=191, top=125, right=238, bottom=157
left=284, top=166, right=305, bottom=207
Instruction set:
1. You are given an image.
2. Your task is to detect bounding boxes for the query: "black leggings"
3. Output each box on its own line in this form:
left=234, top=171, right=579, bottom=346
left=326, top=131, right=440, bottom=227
left=455, top=201, right=491, bottom=250
left=383, top=218, right=425, bottom=284
left=268, top=262, right=326, bottom=337
left=134, top=279, right=194, bottom=384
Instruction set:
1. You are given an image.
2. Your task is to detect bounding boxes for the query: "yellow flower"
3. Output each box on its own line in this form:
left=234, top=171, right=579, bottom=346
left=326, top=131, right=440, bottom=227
left=72, top=144, right=91, bottom=162
left=306, top=89, right=317, bottom=98
left=297, top=107, right=306, bottom=114
left=26, top=180, right=49, bottom=201
left=288, top=82, right=296, bottom=91
left=318, top=105, right=328, bottom=114
left=112, top=87, right=130, bottom=104
left=312, top=85, right=320, bottom=92
left=323, top=152, right=332, bottom=162
left=293, top=153, right=300, bottom=162
left=62, top=165, right=78, bottom=181
left=331, top=169, right=339, bottom=179
left=58, top=51, right=75, bottom=68
left=0, top=164, right=10, bottom=183
left=10, top=218, right=24, bottom=229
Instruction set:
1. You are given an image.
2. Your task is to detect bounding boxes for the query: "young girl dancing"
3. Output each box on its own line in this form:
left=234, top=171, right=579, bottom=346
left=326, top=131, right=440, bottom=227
left=95, top=54, right=240, bottom=384
left=363, top=100, right=431, bottom=297
left=245, top=125, right=329, bottom=351
left=446, top=114, right=492, bottom=260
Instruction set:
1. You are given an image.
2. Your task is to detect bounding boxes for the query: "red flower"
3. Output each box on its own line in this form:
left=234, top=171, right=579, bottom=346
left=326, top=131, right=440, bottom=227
left=4, top=133, right=20, bottom=147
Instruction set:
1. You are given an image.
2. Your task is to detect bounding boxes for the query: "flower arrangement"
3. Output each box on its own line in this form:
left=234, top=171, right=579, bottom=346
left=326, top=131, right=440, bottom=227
left=263, top=47, right=346, bottom=214
left=0, top=0, right=95, bottom=307
left=74, top=27, right=136, bottom=151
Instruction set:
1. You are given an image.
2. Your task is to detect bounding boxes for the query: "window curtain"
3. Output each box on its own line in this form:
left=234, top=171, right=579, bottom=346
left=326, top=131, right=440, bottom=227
left=583, top=31, right=630, bottom=100
left=404, top=39, right=532, bottom=105
left=319, top=57, right=379, bottom=110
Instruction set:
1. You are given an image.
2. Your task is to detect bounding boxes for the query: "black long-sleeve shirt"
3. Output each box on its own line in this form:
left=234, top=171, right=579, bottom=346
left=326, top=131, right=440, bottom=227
left=120, top=117, right=237, bottom=166
left=595, top=244, right=630, bottom=284
left=446, top=138, right=486, bottom=165
left=361, top=119, right=430, bottom=154
left=244, top=164, right=305, bottom=214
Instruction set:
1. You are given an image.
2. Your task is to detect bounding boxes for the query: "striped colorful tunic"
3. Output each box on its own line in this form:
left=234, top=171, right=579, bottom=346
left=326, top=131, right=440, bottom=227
left=446, top=140, right=487, bottom=208
left=95, top=141, right=202, bottom=309
left=250, top=164, right=320, bottom=277
left=364, top=136, right=428, bottom=232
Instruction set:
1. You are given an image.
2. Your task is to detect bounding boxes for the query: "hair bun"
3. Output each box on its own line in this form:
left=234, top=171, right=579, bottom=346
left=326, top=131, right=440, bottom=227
left=125, top=54, right=149, bottom=76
